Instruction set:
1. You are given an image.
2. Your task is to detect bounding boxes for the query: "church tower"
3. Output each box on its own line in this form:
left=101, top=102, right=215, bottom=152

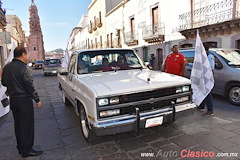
left=26, top=0, right=45, bottom=62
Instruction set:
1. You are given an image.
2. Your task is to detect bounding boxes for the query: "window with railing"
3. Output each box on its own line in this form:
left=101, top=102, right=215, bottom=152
left=152, top=6, right=158, bottom=34
left=95, top=38, right=97, bottom=48
left=97, top=11, right=102, bottom=27
left=88, top=21, right=92, bottom=33
left=110, top=33, right=113, bottom=48
left=179, top=0, right=237, bottom=30
left=100, top=35, right=102, bottom=48
left=193, top=0, right=207, bottom=24
left=93, top=16, right=97, bottom=31
left=107, top=34, right=109, bottom=48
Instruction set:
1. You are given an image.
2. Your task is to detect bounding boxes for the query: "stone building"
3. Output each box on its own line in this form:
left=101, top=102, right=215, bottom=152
left=26, top=0, right=45, bottom=62
left=5, top=15, right=25, bottom=47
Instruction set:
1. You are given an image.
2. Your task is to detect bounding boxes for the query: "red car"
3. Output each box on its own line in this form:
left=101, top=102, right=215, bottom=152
left=34, top=60, right=44, bottom=69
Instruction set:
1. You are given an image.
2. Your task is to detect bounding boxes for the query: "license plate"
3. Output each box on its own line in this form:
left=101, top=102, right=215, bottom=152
left=145, top=116, right=163, bottom=128
left=52, top=71, right=57, bottom=73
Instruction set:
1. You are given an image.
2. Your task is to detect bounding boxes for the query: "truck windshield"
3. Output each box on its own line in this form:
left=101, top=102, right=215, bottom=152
left=45, top=59, right=61, bottom=65
left=216, top=49, right=240, bottom=67
left=77, top=50, right=144, bottom=74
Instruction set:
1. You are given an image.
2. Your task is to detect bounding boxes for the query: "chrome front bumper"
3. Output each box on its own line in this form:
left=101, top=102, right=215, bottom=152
left=91, top=102, right=196, bottom=136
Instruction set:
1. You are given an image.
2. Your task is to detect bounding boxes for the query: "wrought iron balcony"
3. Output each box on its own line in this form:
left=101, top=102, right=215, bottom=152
left=92, top=21, right=97, bottom=31
left=96, top=18, right=102, bottom=28
left=179, top=0, right=240, bottom=31
left=142, top=22, right=165, bottom=43
left=88, top=24, right=92, bottom=34
left=124, top=31, right=138, bottom=46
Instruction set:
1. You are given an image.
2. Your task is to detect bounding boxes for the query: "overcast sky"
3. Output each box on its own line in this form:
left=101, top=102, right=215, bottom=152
left=2, top=0, right=92, bottom=52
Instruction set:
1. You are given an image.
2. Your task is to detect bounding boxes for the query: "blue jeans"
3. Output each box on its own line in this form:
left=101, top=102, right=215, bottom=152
left=199, top=92, right=213, bottom=112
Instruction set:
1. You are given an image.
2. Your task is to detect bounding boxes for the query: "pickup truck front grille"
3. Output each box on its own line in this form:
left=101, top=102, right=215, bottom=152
left=120, top=99, right=173, bottom=115
left=120, top=87, right=176, bottom=103
left=98, top=85, right=191, bottom=119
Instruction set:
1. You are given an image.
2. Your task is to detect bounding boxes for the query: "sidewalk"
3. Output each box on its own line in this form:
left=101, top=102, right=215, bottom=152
left=0, top=70, right=240, bottom=160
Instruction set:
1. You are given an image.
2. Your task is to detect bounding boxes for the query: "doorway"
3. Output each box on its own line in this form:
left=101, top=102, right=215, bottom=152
left=157, top=48, right=163, bottom=70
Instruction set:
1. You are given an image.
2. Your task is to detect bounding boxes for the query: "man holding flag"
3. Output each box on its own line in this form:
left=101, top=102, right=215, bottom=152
left=191, top=30, right=215, bottom=116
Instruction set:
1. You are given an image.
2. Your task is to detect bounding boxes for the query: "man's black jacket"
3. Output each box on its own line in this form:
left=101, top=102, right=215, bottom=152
left=2, top=59, right=40, bottom=103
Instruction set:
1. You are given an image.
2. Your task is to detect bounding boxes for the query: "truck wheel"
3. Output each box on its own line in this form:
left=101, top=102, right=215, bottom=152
left=79, top=104, right=96, bottom=141
left=227, top=83, right=240, bottom=105
left=62, top=92, right=71, bottom=106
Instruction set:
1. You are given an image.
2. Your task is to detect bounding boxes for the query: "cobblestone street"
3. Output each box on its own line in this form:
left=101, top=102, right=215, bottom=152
left=0, top=70, right=240, bottom=160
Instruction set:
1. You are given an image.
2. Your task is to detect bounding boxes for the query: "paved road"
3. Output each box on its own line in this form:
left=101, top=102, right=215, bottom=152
left=0, top=70, right=240, bottom=160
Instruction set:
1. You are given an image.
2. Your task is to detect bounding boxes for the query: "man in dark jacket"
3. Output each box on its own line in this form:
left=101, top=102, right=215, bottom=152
left=2, top=46, right=43, bottom=157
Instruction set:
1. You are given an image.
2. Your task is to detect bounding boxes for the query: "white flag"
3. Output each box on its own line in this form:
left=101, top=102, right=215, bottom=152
left=0, top=82, right=10, bottom=117
left=6, top=41, right=17, bottom=63
left=191, top=30, right=214, bottom=106
left=61, top=48, right=70, bottom=69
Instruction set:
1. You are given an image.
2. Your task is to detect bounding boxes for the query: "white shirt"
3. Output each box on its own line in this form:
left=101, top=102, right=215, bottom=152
left=207, top=53, right=215, bottom=70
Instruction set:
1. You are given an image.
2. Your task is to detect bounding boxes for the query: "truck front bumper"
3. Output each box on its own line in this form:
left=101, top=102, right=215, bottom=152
left=91, top=103, right=196, bottom=136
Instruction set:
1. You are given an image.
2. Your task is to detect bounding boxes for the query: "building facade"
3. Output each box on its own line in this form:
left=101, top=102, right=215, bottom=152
left=5, top=15, right=25, bottom=48
left=26, top=0, right=45, bottom=62
left=68, top=0, right=240, bottom=70
left=179, top=0, right=240, bottom=49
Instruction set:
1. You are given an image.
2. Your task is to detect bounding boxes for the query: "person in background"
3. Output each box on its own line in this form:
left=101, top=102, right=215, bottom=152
left=1, top=46, right=43, bottom=157
left=149, top=54, right=155, bottom=70
left=197, top=44, right=215, bottom=116
left=162, top=45, right=187, bottom=77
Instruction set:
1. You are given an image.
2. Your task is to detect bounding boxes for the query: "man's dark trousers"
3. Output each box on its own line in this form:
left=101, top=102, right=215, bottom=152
left=199, top=92, right=213, bottom=112
left=10, top=96, right=34, bottom=155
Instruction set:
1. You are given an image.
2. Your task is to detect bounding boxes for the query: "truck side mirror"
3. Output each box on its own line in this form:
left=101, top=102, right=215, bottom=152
left=59, top=68, right=68, bottom=75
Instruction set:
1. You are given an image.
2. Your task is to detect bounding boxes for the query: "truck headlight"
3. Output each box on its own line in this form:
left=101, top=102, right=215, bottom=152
left=182, top=86, right=190, bottom=92
left=109, top=97, right=119, bottom=104
left=176, top=86, right=190, bottom=93
left=100, top=109, right=120, bottom=117
left=176, top=87, right=183, bottom=93
left=176, top=96, right=189, bottom=103
left=98, top=98, right=109, bottom=106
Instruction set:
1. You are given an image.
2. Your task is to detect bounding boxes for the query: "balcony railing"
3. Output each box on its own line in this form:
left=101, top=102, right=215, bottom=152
left=142, top=22, right=165, bottom=43
left=179, top=0, right=240, bottom=31
left=88, top=24, right=92, bottom=33
left=96, top=18, right=102, bottom=28
left=92, top=21, right=97, bottom=31
left=124, top=31, right=138, bottom=46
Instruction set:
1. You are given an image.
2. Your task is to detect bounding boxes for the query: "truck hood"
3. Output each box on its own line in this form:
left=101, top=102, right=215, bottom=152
left=76, top=69, right=191, bottom=97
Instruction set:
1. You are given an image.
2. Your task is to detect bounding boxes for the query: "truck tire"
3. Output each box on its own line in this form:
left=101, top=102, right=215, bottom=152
left=62, top=92, right=71, bottom=106
left=227, top=83, right=240, bottom=106
left=79, top=104, right=96, bottom=141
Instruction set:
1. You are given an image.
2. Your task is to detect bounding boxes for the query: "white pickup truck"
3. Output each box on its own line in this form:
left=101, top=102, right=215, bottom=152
left=58, top=49, right=196, bottom=141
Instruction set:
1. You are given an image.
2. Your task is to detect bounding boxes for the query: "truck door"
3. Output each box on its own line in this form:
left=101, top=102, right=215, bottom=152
left=66, top=54, right=77, bottom=102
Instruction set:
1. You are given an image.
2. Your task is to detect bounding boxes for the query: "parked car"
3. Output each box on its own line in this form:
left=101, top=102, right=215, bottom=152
left=58, top=49, right=196, bottom=141
left=179, top=48, right=240, bottom=105
left=33, top=60, right=44, bottom=69
left=43, top=59, right=61, bottom=76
